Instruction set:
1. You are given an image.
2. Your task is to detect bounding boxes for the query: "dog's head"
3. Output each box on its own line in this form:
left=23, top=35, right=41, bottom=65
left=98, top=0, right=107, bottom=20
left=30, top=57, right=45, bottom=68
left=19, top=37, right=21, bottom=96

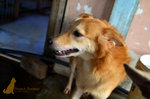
left=49, top=13, right=125, bottom=59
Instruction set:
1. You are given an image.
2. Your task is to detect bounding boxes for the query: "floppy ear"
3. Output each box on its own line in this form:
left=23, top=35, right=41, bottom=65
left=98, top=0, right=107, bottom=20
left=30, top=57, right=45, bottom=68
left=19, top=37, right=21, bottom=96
left=97, top=27, right=126, bottom=58
left=75, top=13, right=93, bottom=21
left=102, top=27, right=126, bottom=46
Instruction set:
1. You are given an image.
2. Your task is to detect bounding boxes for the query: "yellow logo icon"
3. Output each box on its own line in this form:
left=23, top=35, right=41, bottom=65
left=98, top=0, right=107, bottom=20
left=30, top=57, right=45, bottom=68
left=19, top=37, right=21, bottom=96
left=3, top=77, right=16, bottom=94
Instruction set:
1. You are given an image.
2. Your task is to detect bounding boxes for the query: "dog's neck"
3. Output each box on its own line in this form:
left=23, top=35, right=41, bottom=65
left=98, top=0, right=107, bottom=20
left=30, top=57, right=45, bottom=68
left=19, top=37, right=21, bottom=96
left=78, top=53, right=96, bottom=61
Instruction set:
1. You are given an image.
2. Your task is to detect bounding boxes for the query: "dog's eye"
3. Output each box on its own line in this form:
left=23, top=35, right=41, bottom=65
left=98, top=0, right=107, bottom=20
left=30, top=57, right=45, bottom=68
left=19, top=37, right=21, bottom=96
left=73, top=30, right=83, bottom=37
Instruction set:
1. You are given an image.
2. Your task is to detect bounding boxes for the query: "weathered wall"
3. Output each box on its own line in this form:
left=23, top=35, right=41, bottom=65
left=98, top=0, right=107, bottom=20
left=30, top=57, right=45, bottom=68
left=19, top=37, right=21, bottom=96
left=61, top=0, right=114, bottom=33
left=126, top=0, right=150, bottom=55
left=109, top=0, right=139, bottom=38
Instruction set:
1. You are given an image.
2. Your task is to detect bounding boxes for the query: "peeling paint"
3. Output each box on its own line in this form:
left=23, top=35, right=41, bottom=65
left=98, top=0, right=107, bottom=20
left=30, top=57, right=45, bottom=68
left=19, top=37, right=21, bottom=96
left=83, top=5, right=92, bottom=14
left=135, top=42, right=140, bottom=46
left=136, top=8, right=143, bottom=15
left=148, top=40, right=150, bottom=47
left=76, top=3, right=81, bottom=11
left=109, top=0, right=140, bottom=38
left=144, top=27, right=148, bottom=31
left=138, top=4, right=141, bottom=7
left=129, top=50, right=140, bottom=67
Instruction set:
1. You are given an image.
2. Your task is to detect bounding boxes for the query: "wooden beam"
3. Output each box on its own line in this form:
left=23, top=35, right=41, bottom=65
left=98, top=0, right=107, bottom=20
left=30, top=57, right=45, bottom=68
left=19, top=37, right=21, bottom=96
left=13, top=0, right=19, bottom=19
left=0, top=54, right=20, bottom=63
left=109, top=0, right=140, bottom=38
left=44, top=0, right=67, bottom=56
left=37, top=0, right=42, bottom=12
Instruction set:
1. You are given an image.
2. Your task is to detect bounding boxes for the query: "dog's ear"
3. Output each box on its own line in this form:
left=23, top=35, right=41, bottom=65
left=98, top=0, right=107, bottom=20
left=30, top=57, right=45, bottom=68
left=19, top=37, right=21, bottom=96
left=75, top=13, right=93, bottom=21
left=97, top=27, right=126, bottom=58
left=102, top=27, right=126, bottom=46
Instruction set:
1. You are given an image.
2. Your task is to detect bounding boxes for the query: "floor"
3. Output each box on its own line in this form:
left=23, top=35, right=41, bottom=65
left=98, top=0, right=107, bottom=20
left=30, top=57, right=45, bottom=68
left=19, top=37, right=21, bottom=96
left=0, top=14, right=49, bottom=55
left=0, top=57, right=127, bottom=99
left=37, top=75, right=128, bottom=99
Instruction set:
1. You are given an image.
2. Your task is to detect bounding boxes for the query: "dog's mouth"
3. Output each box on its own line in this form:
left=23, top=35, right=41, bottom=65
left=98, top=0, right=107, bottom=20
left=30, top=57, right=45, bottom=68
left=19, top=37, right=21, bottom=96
left=55, top=48, right=79, bottom=56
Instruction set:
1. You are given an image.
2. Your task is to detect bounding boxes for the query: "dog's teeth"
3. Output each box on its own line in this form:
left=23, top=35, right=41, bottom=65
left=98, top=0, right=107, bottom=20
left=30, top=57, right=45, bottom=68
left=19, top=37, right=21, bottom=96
left=57, top=51, right=62, bottom=55
left=58, top=51, right=62, bottom=54
left=55, top=48, right=79, bottom=56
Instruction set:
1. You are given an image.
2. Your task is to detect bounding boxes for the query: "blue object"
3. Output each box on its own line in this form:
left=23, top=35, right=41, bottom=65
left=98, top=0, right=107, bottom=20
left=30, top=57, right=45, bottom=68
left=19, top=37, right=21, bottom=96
left=109, top=0, right=140, bottom=38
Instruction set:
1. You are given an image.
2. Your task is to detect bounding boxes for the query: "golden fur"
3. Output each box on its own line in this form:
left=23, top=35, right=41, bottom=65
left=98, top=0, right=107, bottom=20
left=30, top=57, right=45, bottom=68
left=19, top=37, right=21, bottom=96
left=51, top=13, right=131, bottom=99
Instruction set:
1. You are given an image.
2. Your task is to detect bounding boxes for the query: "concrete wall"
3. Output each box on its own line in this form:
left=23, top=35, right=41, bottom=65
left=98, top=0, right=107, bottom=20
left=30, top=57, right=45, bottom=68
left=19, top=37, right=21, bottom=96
left=61, top=0, right=114, bottom=33
left=126, top=0, right=150, bottom=55
left=109, top=0, right=139, bottom=38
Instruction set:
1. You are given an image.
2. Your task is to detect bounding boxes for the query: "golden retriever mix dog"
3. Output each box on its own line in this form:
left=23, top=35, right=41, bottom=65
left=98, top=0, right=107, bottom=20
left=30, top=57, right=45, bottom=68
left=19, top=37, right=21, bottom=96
left=49, top=13, right=131, bottom=99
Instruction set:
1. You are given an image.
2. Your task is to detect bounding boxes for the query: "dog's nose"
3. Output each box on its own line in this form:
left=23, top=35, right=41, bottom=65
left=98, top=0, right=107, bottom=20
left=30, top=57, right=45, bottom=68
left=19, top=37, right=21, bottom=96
left=48, top=38, right=53, bottom=45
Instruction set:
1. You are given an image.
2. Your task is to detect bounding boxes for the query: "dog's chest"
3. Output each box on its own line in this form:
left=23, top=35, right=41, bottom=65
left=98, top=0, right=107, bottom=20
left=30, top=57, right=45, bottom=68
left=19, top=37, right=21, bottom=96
left=77, top=59, right=91, bottom=73
left=76, top=59, right=98, bottom=88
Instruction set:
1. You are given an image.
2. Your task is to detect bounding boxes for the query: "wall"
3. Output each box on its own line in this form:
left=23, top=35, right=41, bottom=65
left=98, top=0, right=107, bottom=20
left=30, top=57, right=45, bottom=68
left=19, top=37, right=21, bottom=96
left=61, top=0, right=114, bottom=33
left=109, top=0, right=139, bottom=38
left=126, top=0, right=150, bottom=55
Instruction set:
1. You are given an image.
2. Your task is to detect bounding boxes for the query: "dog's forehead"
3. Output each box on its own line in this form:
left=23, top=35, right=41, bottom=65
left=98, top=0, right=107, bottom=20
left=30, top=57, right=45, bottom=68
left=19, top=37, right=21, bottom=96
left=73, top=19, right=105, bottom=36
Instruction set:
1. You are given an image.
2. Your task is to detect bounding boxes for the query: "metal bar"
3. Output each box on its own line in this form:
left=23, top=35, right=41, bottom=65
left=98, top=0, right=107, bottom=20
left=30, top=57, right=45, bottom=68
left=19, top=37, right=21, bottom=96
left=6, top=0, right=8, bottom=19
left=2, top=0, right=4, bottom=19
left=0, top=48, right=69, bottom=67
left=116, top=86, right=129, bottom=95
left=7, top=0, right=11, bottom=18
left=0, top=0, right=2, bottom=19
left=13, top=0, right=19, bottom=19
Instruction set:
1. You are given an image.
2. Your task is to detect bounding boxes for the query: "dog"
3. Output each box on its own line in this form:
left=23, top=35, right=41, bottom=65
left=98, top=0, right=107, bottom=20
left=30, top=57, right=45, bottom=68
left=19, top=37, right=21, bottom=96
left=3, top=77, right=16, bottom=94
left=124, top=64, right=150, bottom=98
left=49, top=13, right=131, bottom=99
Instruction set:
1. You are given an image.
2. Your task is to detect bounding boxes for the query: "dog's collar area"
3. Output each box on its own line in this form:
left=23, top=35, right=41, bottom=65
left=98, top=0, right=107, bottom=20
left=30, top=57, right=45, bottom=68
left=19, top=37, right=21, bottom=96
left=55, top=48, right=79, bottom=56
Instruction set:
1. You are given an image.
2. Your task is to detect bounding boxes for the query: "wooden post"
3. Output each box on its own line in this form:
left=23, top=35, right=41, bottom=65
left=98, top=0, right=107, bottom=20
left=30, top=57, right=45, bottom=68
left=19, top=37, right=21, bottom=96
left=43, top=0, right=67, bottom=56
left=13, top=0, right=19, bottom=19
left=37, top=0, right=42, bottom=12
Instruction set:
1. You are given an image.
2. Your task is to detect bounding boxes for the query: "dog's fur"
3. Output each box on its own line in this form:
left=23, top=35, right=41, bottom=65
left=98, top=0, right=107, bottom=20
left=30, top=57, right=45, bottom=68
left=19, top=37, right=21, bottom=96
left=124, top=64, right=150, bottom=98
left=50, top=13, right=131, bottom=99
